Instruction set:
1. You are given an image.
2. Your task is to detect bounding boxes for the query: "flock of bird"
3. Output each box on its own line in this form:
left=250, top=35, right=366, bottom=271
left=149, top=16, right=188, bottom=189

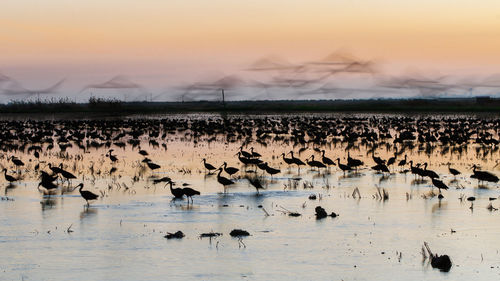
left=199, top=145, right=499, bottom=198
left=0, top=115, right=499, bottom=207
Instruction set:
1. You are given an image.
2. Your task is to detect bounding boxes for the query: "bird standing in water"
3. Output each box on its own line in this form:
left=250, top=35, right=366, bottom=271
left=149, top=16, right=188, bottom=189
left=182, top=187, right=200, bottom=204
left=77, top=183, right=99, bottom=206
left=320, top=150, right=335, bottom=167
left=447, top=163, right=461, bottom=178
left=221, top=162, right=239, bottom=177
left=216, top=167, right=235, bottom=193
left=166, top=181, right=184, bottom=199
left=202, top=158, right=217, bottom=173
left=2, top=168, right=17, bottom=184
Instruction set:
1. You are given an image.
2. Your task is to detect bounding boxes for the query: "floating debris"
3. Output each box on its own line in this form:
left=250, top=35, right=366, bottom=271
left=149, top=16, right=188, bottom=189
left=424, top=242, right=452, bottom=272
left=230, top=229, right=250, bottom=237
left=199, top=232, right=223, bottom=238
left=315, top=206, right=338, bottom=219
left=165, top=231, right=185, bottom=239
left=352, top=187, right=361, bottom=199
left=486, top=203, right=498, bottom=211
left=277, top=206, right=301, bottom=217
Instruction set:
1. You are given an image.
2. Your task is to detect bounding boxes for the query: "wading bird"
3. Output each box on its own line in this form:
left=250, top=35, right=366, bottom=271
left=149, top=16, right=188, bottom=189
left=107, top=149, right=118, bottom=162
left=447, top=163, right=461, bottom=178
left=216, top=167, right=235, bottom=193
left=77, top=183, right=99, bottom=206
left=202, top=158, right=217, bottom=173
left=307, top=155, right=327, bottom=170
left=221, top=162, right=239, bottom=176
left=2, top=168, right=17, bottom=183
left=182, top=187, right=200, bottom=203
left=432, top=178, right=449, bottom=194
left=471, top=165, right=499, bottom=184
left=250, top=147, right=262, bottom=158
left=166, top=181, right=184, bottom=199
left=146, top=161, right=161, bottom=170
left=337, top=158, right=352, bottom=174
left=321, top=150, right=335, bottom=166
left=347, top=152, right=363, bottom=170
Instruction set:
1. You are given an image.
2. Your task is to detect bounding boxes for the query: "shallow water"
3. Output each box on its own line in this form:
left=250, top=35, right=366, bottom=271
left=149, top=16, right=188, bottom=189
left=1, top=113, right=500, bottom=280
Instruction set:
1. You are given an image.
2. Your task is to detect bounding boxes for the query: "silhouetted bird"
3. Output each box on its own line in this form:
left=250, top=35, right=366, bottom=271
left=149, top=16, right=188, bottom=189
left=216, top=168, right=235, bottom=193
left=182, top=187, right=200, bottom=203
left=257, top=162, right=269, bottom=172
left=264, top=163, right=281, bottom=176
left=347, top=152, right=363, bottom=169
left=372, top=152, right=386, bottom=165
left=77, top=183, right=99, bottom=206
left=321, top=150, right=335, bottom=166
left=40, top=171, right=58, bottom=183
left=422, top=163, right=439, bottom=179
left=202, top=158, right=217, bottom=173
left=38, top=180, right=58, bottom=192
left=166, top=181, right=184, bottom=199
left=2, top=168, right=17, bottom=183
left=58, top=164, right=76, bottom=182
left=239, top=147, right=253, bottom=158
left=289, top=151, right=305, bottom=168
left=222, top=162, right=239, bottom=176
left=250, top=147, right=261, bottom=158
left=387, top=153, right=397, bottom=167
left=432, top=178, right=449, bottom=193
left=471, top=165, right=499, bottom=183
left=246, top=176, right=265, bottom=194
left=447, top=164, right=461, bottom=177
left=371, top=163, right=390, bottom=173
left=307, top=155, right=327, bottom=169
left=107, top=149, right=118, bottom=162
left=409, top=161, right=423, bottom=177
left=48, top=163, right=63, bottom=174
left=336, top=158, right=352, bottom=174
left=398, top=155, right=407, bottom=167
left=9, top=156, right=25, bottom=169
left=146, top=161, right=161, bottom=170
left=280, top=153, right=295, bottom=166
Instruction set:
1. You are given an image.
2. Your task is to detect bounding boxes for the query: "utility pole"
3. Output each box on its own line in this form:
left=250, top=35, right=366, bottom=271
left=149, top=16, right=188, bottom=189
left=221, top=88, right=226, bottom=108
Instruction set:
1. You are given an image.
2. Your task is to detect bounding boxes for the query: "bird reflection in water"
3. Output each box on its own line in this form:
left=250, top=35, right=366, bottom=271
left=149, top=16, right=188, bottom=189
left=338, top=172, right=362, bottom=180
left=431, top=200, right=447, bottom=213
left=411, top=179, right=428, bottom=186
left=80, top=206, right=98, bottom=219
left=40, top=197, right=57, bottom=211
left=4, top=183, right=17, bottom=196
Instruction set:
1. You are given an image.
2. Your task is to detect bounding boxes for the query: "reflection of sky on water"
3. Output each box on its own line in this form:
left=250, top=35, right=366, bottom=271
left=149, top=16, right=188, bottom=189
left=0, top=113, right=499, bottom=280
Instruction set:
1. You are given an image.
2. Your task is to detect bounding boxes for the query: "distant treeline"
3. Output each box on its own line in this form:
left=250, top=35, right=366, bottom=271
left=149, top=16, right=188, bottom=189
left=1, top=97, right=500, bottom=114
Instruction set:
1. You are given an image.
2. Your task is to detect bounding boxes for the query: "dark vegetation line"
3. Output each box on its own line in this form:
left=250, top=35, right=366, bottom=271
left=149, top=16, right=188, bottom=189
left=1, top=97, right=500, bottom=114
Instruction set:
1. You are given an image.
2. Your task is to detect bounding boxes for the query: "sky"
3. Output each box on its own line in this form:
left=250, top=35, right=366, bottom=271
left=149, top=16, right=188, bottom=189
left=1, top=0, right=500, bottom=102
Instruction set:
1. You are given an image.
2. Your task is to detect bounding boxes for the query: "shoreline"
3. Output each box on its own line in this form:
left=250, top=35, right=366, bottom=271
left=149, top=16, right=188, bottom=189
left=1, top=97, right=500, bottom=114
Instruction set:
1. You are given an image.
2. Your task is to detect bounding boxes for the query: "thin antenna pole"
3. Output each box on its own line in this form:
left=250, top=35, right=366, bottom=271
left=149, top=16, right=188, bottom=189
left=221, top=88, right=225, bottom=108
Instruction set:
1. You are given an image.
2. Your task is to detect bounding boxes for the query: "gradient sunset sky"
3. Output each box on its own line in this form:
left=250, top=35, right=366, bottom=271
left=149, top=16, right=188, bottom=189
left=1, top=0, right=500, bottom=100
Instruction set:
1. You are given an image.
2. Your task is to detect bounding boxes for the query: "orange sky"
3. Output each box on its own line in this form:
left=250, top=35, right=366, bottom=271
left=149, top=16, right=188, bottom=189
left=1, top=0, right=500, bottom=99
left=2, top=0, right=500, bottom=63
